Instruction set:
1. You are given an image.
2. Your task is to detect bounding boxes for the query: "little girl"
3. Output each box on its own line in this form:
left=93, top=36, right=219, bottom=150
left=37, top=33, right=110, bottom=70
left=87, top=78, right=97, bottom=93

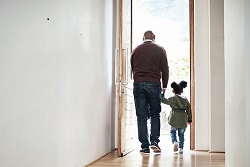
left=161, top=81, right=192, bottom=153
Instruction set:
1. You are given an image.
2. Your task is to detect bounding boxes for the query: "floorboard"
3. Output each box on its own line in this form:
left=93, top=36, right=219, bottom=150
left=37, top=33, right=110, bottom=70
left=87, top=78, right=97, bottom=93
left=87, top=149, right=225, bottom=167
left=87, top=131, right=225, bottom=167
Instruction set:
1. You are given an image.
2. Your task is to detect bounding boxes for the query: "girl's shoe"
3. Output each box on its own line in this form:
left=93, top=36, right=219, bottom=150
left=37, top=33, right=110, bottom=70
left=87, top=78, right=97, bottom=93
left=173, top=142, right=178, bottom=152
left=179, top=148, right=183, bottom=153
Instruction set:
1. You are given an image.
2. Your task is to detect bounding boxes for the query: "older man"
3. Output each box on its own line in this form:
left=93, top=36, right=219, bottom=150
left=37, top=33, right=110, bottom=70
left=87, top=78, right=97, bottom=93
left=131, top=30, right=169, bottom=154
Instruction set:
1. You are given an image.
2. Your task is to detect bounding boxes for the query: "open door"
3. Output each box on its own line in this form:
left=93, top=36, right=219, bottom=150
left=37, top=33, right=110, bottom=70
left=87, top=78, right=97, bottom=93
left=116, top=0, right=134, bottom=157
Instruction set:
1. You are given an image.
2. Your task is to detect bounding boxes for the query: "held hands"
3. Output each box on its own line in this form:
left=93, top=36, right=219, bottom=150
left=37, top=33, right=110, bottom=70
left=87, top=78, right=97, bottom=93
left=162, top=88, right=166, bottom=94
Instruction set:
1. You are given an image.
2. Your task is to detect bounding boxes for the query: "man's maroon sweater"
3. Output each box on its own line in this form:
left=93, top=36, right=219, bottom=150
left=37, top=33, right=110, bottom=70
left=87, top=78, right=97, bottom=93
left=130, top=41, right=169, bottom=88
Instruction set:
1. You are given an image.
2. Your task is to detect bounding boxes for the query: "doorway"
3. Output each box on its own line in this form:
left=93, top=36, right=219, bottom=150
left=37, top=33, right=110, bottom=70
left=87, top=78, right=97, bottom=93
left=116, top=0, right=194, bottom=156
left=131, top=0, right=195, bottom=151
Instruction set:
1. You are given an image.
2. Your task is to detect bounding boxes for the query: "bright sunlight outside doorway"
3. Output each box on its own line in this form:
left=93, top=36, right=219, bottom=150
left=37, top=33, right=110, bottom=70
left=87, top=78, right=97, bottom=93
left=132, top=0, right=191, bottom=151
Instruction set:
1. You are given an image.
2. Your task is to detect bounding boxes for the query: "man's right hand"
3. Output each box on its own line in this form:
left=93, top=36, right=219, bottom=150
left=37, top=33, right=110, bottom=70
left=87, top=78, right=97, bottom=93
left=162, top=88, right=166, bottom=94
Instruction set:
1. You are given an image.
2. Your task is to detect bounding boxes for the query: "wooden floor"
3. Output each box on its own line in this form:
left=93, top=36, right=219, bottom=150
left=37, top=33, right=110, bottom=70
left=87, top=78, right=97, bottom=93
left=87, top=120, right=225, bottom=167
left=87, top=132, right=225, bottom=167
left=87, top=149, right=225, bottom=167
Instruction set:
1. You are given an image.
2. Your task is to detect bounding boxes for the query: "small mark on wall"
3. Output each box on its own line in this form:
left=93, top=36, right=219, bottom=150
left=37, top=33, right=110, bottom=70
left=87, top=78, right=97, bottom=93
left=47, top=18, right=50, bottom=20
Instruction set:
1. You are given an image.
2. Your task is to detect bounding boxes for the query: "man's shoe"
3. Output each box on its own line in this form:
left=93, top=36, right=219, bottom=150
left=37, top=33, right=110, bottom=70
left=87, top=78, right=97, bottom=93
left=173, top=141, right=178, bottom=152
left=179, top=148, right=183, bottom=154
left=140, top=148, right=150, bottom=154
left=150, top=141, right=161, bottom=153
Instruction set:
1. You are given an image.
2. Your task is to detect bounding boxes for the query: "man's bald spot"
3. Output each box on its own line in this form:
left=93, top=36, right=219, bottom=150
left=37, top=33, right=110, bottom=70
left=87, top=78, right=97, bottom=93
left=144, top=30, right=155, bottom=40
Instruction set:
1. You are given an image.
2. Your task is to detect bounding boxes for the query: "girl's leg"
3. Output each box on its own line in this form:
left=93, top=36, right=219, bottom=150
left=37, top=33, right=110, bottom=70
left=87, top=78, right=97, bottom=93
left=178, top=128, right=186, bottom=148
left=170, top=127, right=177, bottom=144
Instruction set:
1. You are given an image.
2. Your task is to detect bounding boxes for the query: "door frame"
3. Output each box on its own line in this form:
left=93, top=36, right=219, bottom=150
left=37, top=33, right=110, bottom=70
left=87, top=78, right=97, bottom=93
left=189, top=0, right=195, bottom=150
left=118, top=0, right=195, bottom=152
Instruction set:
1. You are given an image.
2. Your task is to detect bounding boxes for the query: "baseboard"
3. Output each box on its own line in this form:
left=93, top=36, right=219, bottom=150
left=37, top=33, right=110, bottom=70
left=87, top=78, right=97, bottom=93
left=193, top=150, right=209, bottom=152
left=84, top=148, right=117, bottom=167
left=194, top=150, right=225, bottom=153
left=208, top=151, right=225, bottom=153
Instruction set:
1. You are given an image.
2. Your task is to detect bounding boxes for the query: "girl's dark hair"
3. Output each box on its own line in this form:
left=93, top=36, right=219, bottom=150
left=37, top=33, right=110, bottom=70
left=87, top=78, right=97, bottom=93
left=171, top=81, right=188, bottom=94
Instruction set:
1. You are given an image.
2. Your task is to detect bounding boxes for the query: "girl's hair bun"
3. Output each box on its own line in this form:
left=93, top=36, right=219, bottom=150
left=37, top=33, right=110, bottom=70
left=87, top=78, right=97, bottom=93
left=171, top=81, right=188, bottom=94
left=180, top=81, right=187, bottom=88
left=171, top=82, right=178, bottom=89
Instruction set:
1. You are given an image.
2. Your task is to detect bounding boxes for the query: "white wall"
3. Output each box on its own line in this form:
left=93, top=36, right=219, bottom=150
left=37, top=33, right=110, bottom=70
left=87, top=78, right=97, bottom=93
left=111, top=0, right=118, bottom=150
left=209, top=0, right=225, bottom=152
left=224, top=0, right=249, bottom=166
left=194, top=0, right=210, bottom=150
left=195, top=0, right=225, bottom=152
left=0, top=0, right=115, bottom=167
left=245, top=1, right=250, bottom=166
